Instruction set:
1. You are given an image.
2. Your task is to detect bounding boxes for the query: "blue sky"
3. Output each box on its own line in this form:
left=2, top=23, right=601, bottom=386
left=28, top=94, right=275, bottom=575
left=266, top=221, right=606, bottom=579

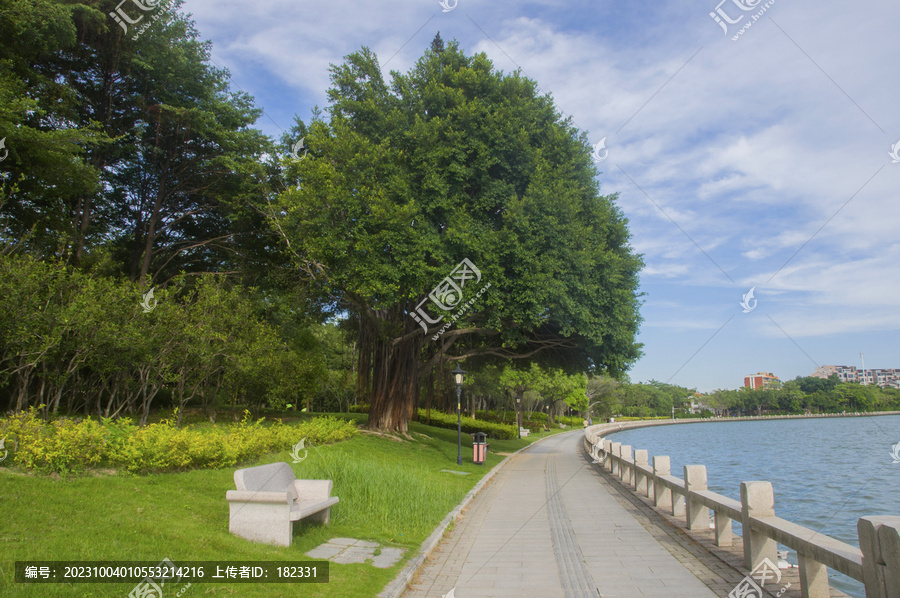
left=179, top=0, right=900, bottom=392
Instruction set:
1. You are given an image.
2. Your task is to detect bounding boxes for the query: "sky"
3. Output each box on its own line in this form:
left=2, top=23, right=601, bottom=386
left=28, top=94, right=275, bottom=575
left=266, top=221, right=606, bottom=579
left=174, top=0, right=900, bottom=392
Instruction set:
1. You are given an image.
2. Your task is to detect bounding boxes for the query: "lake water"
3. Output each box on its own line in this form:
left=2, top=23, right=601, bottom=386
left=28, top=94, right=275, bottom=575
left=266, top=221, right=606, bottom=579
left=605, top=415, right=900, bottom=597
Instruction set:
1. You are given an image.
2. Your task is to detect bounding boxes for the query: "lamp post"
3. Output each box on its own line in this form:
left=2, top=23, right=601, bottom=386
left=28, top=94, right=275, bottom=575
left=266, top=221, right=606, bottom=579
left=516, top=397, right=522, bottom=438
left=452, top=364, right=466, bottom=465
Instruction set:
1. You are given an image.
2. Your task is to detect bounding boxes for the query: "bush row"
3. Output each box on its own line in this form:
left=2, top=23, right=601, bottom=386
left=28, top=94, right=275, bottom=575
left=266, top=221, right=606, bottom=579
left=416, top=409, right=518, bottom=439
left=0, top=408, right=357, bottom=474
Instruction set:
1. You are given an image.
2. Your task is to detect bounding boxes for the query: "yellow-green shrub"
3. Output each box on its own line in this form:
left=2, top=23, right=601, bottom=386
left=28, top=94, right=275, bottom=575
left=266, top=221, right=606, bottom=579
left=0, top=409, right=357, bottom=474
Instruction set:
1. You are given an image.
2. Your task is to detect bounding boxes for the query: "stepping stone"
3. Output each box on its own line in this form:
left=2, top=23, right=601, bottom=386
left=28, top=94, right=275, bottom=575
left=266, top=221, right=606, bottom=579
left=371, top=547, right=405, bottom=568
left=306, top=538, right=405, bottom=568
left=305, top=543, right=343, bottom=559
left=332, top=545, right=375, bottom=564
left=440, top=469, right=471, bottom=475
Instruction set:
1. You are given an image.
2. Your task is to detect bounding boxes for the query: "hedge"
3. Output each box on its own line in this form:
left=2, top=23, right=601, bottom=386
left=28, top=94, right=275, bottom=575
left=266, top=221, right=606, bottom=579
left=0, top=408, right=357, bottom=474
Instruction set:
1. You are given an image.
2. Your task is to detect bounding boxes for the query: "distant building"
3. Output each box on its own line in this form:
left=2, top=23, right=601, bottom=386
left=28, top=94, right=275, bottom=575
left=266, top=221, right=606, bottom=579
left=688, top=393, right=707, bottom=414
left=744, top=371, right=781, bottom=389
left=811, top=365, right=900, bottom=388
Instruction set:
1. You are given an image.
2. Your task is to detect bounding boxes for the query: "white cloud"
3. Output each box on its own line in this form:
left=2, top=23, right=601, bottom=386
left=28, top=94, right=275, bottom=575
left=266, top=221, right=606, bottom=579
left=180, top=0, right=900, bottom=386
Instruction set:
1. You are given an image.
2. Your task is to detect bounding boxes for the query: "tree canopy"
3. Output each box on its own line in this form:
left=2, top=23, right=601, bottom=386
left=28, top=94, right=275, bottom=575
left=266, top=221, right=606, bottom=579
left=274, top=37, right=644, bottom=431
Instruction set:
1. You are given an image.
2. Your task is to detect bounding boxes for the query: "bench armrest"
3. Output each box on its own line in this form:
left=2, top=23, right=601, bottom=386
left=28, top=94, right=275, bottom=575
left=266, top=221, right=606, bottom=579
left=226, top=490, right=291, bottom=504
left=293, top=479, right=333, bottom=503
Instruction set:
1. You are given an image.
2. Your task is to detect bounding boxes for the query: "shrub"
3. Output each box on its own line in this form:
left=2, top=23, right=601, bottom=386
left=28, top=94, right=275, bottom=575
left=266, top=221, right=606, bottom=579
left=0, top=408, right=357, bottom=474
left=416, top=409, right=517, bottom=439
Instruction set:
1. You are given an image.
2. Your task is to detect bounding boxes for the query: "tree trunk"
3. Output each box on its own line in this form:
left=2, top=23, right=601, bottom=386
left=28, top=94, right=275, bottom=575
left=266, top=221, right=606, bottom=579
left=359, top=308, right=422, bottom=433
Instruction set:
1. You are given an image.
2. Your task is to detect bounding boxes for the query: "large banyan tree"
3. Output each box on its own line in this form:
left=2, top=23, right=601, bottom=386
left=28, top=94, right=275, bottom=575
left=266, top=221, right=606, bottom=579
left=275, top=35, right=644, bottom=432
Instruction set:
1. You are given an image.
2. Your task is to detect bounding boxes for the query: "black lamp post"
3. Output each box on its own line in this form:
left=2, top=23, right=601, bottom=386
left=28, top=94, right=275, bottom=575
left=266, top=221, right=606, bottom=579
left=452, top=364, right=466, bottom=465
left=516, top=396, right=521, bottom=438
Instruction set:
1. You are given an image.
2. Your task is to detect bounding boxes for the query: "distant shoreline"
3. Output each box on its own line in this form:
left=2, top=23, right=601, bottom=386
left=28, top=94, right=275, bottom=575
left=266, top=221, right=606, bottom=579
left=586, top=410, right=900, bottom=438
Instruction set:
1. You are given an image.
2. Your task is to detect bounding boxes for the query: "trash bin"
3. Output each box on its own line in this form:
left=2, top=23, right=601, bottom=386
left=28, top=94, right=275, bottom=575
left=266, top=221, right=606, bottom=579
left=472, top=432, right=487, bottom=465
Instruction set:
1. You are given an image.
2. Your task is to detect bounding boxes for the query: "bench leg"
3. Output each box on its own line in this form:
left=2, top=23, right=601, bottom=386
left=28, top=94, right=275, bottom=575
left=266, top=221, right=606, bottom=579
left=306, top=507, right=331, bottom=525
left=228, top=502, right=293, bottom=547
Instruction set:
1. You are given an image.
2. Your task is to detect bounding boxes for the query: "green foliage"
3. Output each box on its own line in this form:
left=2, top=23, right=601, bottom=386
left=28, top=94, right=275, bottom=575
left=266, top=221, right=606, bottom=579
left=272, top=37, right=643, bottom=431
left=696, top=376, right=900, bottom=416
left=611, top=380, right=696, bottom=418
left=416, top=409, right=517, bottom=439
left=0, top=255, right=328, bottom=419
left=0, top=408, right=357, bottom=474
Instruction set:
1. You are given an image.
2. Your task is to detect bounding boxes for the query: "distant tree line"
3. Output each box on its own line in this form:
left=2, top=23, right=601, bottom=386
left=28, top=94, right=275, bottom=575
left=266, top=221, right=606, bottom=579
left=577, top=376, right=900, bottom=420
left=703, top=376, right=900, bottom=415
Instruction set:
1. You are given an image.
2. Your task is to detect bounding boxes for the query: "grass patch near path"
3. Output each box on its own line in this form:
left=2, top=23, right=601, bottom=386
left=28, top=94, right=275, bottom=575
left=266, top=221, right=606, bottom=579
left=0, top=416, right=566, bottom=597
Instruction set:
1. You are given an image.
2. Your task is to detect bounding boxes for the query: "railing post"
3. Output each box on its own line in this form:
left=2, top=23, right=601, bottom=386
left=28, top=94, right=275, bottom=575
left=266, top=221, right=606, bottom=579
left=859, top=516, right=900, bottom=598
left=740, top=481, right=778, bottom=572
left=588, top=437, right=600, bottom=462
left=672, top=488, right=685, bottom=517
left=714, top=510, right=732, bottom=547
left=653, top=456, right=671, bottom=511
left=611, top=442, right=621, bottom=476
left=634, top=449, right=648, bottom=495
left=797, top=554, right=830, bottom=598
left=603, top=439, right=613, bottom=472
left=684, top=465, right=709, bottom=531
left=620, top=445, right=632, bottom=484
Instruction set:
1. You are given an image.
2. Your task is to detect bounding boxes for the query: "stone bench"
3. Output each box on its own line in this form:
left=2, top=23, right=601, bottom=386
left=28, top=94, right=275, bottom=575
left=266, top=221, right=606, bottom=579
left=520, top=427, right=530, bottom=437
left=226, top=461, right=339, bottom=547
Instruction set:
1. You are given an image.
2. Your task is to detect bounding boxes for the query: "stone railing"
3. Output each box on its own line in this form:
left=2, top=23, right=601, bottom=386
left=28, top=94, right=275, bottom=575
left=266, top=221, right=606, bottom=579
left=584, top=422, right=900, bottom=598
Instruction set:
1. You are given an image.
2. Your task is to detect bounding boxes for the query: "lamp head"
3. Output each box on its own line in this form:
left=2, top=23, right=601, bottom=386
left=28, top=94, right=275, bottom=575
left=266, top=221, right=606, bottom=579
left=451, top=364, right=466, bottom=387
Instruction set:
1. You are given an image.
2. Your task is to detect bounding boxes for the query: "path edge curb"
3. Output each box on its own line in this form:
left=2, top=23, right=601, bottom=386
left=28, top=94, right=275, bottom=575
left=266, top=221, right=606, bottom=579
left=378, top=431, right=567, bottom=598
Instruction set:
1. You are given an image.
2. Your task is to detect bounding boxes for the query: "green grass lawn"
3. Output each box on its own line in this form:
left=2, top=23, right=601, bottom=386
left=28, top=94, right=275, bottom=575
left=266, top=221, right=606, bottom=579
left=0, top=415, right=567, bottom=597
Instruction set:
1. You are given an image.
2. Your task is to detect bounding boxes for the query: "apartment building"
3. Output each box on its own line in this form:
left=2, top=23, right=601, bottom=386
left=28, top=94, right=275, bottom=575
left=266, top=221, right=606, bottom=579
left=810, top=365, right=900, bottom=388
left=743, top=371, right=781, bottom=389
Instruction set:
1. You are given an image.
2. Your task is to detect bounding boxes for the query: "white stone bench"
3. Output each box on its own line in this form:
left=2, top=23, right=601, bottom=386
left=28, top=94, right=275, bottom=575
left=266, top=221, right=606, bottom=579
left=226, top=461, right=338, bottom=547
left=520, top=427, right=530, bottom=437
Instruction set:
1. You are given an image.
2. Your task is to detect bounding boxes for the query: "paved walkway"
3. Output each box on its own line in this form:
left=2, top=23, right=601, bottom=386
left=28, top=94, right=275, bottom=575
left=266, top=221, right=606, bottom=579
left=402, top=431, right=729, bottom=598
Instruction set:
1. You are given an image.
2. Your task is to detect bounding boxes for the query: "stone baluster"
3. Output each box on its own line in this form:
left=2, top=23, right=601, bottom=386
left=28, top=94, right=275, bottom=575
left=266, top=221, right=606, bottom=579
left=611, top=442, right=621, bottom=477
left=620, top=445, right=632, bottom=484
left=653, top=456, right=671, bottom=511
left=684, top=465, right=709, bottom=531
left=634, top=450, right=649, bottom=495
left=859, top=516, right=900, bottom=598
left=740, top=481, right=778, bottom=572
